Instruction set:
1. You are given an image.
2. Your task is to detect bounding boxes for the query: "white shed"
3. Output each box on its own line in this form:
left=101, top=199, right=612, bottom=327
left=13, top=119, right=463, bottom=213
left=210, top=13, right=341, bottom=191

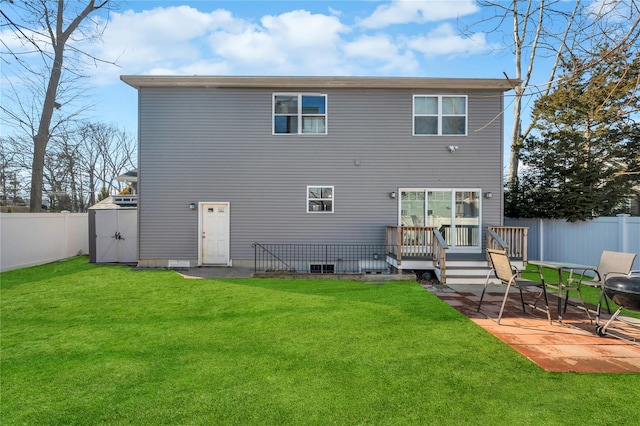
left=88, top=196, right=138, bottom=264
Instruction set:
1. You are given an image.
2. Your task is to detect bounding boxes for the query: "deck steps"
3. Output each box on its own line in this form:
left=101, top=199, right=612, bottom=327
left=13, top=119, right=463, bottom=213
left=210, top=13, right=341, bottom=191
left=439, top=259, right=490, bottom=285
left=391, top=253, right=525, bottom=286
left=439, top=258, right=526, bottom=286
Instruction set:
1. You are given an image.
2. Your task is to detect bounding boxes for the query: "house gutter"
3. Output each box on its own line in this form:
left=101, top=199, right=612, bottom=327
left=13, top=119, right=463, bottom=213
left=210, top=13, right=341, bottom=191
left=120, top=75, right=519, bottom=92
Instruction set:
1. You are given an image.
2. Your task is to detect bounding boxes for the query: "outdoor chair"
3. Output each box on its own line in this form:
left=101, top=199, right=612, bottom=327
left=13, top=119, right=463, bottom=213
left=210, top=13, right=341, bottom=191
left=564, top=251, right=638, bottom=315
left=477, top=248, right=551, bottom=325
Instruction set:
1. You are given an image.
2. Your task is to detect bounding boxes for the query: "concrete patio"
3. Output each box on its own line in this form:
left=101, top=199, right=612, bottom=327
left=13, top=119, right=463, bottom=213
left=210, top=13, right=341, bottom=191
left=426, top=283, right=640, bottom=373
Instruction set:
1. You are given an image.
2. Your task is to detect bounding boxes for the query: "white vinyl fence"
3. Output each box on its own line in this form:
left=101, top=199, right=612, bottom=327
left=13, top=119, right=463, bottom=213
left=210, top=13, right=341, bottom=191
left=505, top=214, right=640, bottom=270
left=0, top=213, right=88, bottom=272
left=1, top=212, right=638, bottom=273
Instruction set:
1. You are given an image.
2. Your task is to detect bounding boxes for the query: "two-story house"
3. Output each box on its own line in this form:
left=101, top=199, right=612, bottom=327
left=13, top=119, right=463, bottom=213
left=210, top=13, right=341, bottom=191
left=121, top=76, right=521, bottom=281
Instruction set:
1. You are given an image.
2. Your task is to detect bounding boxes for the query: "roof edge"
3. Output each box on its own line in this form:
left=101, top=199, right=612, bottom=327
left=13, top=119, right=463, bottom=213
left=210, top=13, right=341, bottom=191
left=120, top=75, right=520, bottom=91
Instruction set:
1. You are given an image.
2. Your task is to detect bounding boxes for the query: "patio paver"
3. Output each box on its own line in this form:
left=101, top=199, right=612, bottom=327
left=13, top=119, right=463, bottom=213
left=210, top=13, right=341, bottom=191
left=423, top=284, right=640, bottom=373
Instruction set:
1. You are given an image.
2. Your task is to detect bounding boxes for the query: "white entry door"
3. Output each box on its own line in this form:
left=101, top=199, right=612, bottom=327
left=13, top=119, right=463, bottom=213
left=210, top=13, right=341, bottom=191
left=200, top=203, right=230, bottom=265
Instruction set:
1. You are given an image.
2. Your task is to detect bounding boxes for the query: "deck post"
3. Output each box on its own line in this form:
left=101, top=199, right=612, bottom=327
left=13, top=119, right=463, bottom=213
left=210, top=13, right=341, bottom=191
left=396, top=226, right=402, bottom=265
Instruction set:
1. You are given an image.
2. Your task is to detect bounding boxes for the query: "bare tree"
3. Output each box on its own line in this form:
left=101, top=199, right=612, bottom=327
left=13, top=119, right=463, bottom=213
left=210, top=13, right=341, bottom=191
left=77, top=122, right=106, bottom=207
left=0, top=138, right=20, bottom=205
left=37, top=122, right=137, bottom=212
left=0, top=136, right=32, bottom=205
left=103, top=126, right=136, bottom=194
left=52, top=126, right=84, bottom=211
left=1, top=0, right=113, bottom=211
left=460, top=0, right=640, bottom=188
left=76, top=122, right=136, bottom=207
left=42, top=141, right=72, bottom=211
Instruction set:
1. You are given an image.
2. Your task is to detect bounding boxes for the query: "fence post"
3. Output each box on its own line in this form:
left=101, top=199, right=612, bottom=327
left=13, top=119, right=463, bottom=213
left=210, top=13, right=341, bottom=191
left=538, top=218, right=545, bottom=261
left=617, top=214, right=630, bottom=252
left=62, top=211, right=69, bottom=258
left=522, top=228, right=528, bottom=264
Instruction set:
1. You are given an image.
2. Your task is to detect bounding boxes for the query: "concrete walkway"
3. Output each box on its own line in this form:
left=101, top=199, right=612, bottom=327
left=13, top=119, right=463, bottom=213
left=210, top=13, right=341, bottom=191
left=175, top=267, right=416, bottom=282
left=176, top=266, right=255, bottom=279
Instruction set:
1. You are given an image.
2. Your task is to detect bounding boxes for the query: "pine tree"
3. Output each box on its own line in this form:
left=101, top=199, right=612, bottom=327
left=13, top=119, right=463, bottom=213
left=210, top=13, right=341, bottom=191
left=510, top=45, right=640, bottom=221
left=97, top=186, right=110, bottom=203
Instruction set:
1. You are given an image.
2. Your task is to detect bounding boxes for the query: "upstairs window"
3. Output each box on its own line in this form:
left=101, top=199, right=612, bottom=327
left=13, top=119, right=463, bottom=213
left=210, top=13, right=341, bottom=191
left=413, top=95, right=467, bottom=136
left=274, top=94, right=327, bottom=135
left=307, top=186, right=333, bottom=213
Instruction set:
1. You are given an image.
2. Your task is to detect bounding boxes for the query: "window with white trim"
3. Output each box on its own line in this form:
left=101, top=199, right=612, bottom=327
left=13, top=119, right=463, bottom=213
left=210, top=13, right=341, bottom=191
left=307, top=186, right=333, bottom=213
left=413, top=95, right=467, bottom=136
left=274, top=94, right=327, bottom=134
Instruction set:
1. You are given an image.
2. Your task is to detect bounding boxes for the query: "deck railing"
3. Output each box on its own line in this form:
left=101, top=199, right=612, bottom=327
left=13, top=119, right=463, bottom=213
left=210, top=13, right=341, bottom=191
left=487, top=226, right=528, bottom=261
left=385, top=226, right=448, bottom=275
left=385, top=226, right=437, bottom=262
left=430, top=229, right=449, bottom=282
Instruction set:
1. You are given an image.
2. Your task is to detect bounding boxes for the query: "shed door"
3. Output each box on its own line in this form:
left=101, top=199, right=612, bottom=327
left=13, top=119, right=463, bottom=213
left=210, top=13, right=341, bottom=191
left=95, top=209, right=138, bottom=263
left=117, top=210, right=138, bottom=262
left=201, top=203, right=230, bottom=265
left=96, top=210, right=118, bottom=262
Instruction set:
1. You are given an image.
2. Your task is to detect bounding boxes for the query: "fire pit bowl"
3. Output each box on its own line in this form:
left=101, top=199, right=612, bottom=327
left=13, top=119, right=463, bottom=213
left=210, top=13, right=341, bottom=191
left=603, top=275, right=640, bottom=312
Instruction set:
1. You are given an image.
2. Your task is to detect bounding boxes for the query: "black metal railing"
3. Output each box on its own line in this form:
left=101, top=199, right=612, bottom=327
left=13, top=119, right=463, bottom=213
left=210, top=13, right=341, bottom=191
left=252, top=243, right=393, bottom=274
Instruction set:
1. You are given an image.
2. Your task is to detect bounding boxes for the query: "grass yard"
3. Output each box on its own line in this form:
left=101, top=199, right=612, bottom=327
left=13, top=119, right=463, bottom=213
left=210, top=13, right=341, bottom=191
left=2, top=257, right=639, bottom=425
left=524, top=264, right=640, bottom=319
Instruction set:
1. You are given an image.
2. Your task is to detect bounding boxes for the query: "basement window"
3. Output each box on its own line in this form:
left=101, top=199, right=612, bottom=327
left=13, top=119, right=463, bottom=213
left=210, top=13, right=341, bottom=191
left=310, top=264, right=335, bottom=274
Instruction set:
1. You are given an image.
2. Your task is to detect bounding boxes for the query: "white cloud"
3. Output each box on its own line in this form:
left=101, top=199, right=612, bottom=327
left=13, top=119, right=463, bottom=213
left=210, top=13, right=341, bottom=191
left=405, top=23, right=494, bottom=56
left=328, top=7, right=342, bottom=17
left=358, top=0, right=479, bottom=29
left=83, top=3, right=494, bottom=83
left=85, top=6, right=250, bottom=84
left=88, top=7, right=353, bottom=80
left=209, top=9, right=349, bottom=74
left=586, top=0, right=625, bottom=18
left=344, top=34, right=418, bottom=73
left=96, top=6, right=235, bottom=69
left=147, top=60, right=233, bottom=76
left=345, top=34, right=398, bottom=60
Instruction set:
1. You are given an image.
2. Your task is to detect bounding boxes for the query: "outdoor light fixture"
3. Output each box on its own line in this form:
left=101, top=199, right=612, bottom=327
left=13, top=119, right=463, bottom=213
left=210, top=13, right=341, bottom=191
left=484, top=192, right=493, bottom=199
left=448, top=145, right=459, bottom=153
left=189, top=202, right=196, bottom=210
left=390, top=191, right=397, bottom=199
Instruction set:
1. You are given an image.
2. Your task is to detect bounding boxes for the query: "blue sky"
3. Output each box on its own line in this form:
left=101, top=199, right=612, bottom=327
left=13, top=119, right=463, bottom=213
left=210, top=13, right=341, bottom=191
left=3, top=0, right=562, bottom=171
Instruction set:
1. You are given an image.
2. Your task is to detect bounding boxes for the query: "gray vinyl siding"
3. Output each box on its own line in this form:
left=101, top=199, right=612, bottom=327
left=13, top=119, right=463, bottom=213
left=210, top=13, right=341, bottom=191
left=138, top=86, right=505, bottom=262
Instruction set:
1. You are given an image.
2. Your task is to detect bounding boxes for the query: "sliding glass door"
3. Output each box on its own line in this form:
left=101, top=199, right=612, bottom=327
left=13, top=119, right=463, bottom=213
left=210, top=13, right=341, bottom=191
left=401, top=189, right=481, bottom=252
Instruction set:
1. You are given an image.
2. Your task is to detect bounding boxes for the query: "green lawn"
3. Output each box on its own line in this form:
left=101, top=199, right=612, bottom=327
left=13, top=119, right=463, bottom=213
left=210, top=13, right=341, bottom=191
left=2, top=257, right=639, bottom=425
left=524, top=264, right=640, bottom=319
